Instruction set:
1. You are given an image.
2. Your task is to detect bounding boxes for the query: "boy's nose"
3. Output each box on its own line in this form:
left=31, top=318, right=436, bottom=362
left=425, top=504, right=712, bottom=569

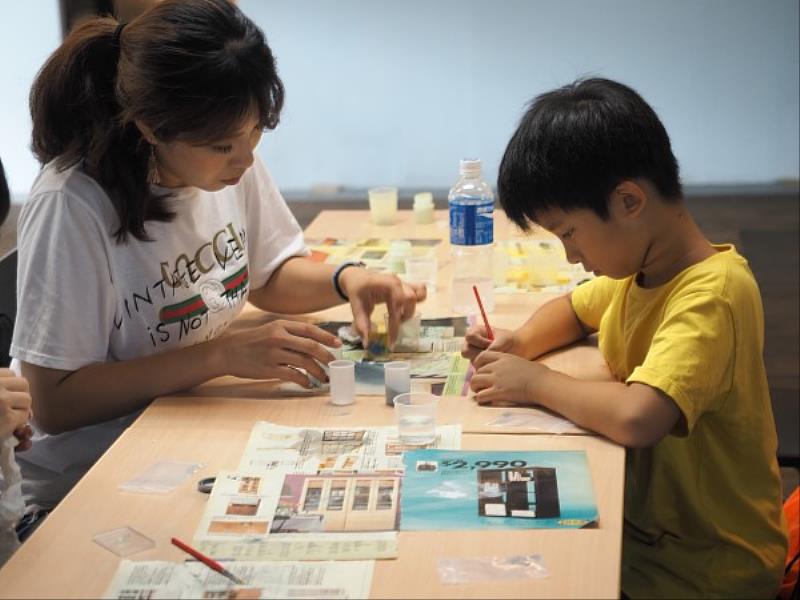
left=564, top=247, right=582, bottom=264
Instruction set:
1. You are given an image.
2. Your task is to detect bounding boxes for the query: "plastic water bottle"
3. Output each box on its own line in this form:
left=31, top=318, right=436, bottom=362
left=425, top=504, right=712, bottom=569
left=449, top=158, right=495, bottom=314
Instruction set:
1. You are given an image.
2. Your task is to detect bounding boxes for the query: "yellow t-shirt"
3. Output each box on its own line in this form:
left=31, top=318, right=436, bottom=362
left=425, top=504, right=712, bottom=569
left=571, top=245, right=788, bottom=599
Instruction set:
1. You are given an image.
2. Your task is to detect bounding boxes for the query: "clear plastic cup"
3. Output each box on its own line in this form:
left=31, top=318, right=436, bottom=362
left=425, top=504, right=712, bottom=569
left=394, top=392, right=438, bottom=444
left=383, top=312, right=421, bottom=351
left=527, top=242, right=564, bottom=288
left=386, top=240, right=412, bottom=273
left=404, top=255, right=438, bottom=291
left=368, top=187, right=398, bottom=225
left=329, top=359, right=355, bottom=406
left=384, top=361, right=411, bottom=406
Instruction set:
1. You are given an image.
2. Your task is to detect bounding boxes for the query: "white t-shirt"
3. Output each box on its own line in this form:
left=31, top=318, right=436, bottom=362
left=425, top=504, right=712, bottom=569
left=10, top=155, right=308, bottom=508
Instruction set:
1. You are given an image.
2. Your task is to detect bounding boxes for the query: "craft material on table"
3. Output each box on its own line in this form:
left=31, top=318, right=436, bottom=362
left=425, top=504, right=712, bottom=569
left=485, top=408, right=590, bottom=435
left=306, top=237, right=440, bottom=273
left=493, top=239, right=593, bottom=293
left=315, top=317, right=474, bottom=397
left=119, top=460, right=204, bottom=494
left=93, top=527, right=155, bottom=557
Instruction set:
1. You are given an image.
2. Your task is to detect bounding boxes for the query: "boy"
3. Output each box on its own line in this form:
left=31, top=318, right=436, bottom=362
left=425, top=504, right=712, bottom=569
left=463, top=78, right=788, bottom=598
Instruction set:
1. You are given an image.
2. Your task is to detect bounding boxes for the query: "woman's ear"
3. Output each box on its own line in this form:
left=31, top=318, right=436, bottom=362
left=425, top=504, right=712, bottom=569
left=134, top=119, right=159, bottom=145
left=610, top=180, right=648, bottom=221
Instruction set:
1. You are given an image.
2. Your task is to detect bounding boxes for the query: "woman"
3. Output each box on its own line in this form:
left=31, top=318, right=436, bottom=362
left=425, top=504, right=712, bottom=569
left=11, top=0, right=424, bottom=508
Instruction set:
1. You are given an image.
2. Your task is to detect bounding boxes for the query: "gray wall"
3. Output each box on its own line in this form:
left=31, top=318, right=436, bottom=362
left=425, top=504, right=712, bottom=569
left=1, top=0, right=798, bottom=195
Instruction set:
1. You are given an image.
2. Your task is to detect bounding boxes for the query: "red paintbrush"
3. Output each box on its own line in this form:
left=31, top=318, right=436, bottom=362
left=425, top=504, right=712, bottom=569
left=472, top=285, right=494, bottom=341
left=171, top=537, right=244, bottom=585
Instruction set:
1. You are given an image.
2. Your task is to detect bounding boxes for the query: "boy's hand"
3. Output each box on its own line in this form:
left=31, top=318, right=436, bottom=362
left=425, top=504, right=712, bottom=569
left=461, top=326, right=517, bottom=363
left=470, top=351, right=548, bottom=406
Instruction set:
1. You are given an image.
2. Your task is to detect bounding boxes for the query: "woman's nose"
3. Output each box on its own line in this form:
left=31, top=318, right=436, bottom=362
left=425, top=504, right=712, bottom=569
left=230, top=149, right=254, bottom=170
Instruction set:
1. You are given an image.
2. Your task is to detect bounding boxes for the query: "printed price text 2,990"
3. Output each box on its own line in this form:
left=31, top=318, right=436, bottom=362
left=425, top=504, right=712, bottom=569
left=440, top=459, right=529, bottom=470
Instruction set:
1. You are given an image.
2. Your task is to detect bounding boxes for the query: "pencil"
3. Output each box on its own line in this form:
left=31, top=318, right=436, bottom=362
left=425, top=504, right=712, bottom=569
left=472, top=285, right=494, bottom=341
left=171, top=537, right=245, bottom=585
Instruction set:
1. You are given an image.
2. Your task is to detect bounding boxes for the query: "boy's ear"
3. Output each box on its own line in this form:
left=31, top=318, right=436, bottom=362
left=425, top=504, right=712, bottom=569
left=610, top=180, right=647, bottom=220
left=134, top=120, right=159, bottom=145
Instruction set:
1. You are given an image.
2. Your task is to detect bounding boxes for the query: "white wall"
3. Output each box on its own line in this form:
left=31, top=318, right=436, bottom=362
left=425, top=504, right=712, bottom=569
left=243, top=0, right=799, bottom=190
left=0, top=1, right=60, bottom=196
left=1, top=0, right=798, bottom=194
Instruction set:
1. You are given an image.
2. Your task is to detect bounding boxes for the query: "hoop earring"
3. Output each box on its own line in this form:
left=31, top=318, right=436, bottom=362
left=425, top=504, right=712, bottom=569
left=148, top=144, right=161, bottom=186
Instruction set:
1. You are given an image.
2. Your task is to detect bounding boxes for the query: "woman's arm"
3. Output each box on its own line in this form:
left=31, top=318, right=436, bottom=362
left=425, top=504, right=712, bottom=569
left=247, top=257, right=344, bottom=314
left=22, top=318, right=341, bottom=435
left=249, top=256, right=426, bottom=343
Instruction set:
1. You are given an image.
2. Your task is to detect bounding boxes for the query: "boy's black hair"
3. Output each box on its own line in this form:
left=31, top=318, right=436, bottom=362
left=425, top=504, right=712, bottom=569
left=497, top=77, right=683, bottom=231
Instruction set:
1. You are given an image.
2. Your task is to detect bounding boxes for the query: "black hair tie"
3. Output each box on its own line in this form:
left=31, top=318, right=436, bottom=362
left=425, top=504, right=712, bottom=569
left=113, top=22, right=126, bottom=47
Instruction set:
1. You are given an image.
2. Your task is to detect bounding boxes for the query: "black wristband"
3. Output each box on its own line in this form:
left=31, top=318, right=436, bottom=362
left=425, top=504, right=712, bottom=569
left=332, top=261, right=366, bottom=301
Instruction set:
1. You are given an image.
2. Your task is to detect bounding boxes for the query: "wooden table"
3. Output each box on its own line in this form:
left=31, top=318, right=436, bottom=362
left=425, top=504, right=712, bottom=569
left=0, top=210, right=623, bottom=598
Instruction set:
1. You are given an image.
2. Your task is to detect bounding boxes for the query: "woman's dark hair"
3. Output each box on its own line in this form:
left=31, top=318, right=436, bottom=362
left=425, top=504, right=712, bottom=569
left=0, top=158, right=9, bottom=228
left=30, top=0, right=285, bottom=242
left=497, top=77, right=682, bottom=231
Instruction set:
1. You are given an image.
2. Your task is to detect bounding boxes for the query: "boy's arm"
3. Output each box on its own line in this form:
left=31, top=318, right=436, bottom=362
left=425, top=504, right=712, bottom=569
left=514, top=294, right=595, bottom=359
left=471, top=351, right=681, bottom=448
left=463, top=294, right=593, bottom=363
left=529, top=371, right=682, bottom=447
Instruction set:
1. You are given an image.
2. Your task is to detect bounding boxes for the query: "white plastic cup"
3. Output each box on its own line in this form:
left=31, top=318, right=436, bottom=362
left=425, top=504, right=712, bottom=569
left=384, top=361, right=411, bottom=406
left=368, top=187, right=398, bottom=225
left=413, top=192, right=435, bottom=224
left=329, top=359, right=355, bottom=406
left=404, top=255, right=438, bottom=291
left=394, top=392, right=438, bottom=444
left=317, top=344, right=344, bottom=380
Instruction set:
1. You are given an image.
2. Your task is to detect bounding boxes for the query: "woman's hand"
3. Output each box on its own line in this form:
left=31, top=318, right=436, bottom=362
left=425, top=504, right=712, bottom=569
left=470, top=350, right=549, bottom=406
left=219, top=320, right=342, bottom=388
left=461, top=326, right=518, bottom=363
left=338, top=267, right=426, bottom=344
left=0, top=368, right=33, bottom=443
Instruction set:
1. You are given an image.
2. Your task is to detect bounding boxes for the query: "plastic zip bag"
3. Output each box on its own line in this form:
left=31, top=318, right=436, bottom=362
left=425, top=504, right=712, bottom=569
left=438, top=554, right=549, bottom=584
left=0, top=436, right=25, bottom=566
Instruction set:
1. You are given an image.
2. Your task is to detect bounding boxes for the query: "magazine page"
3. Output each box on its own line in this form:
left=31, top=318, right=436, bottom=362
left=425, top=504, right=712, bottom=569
left=401, top=449, right=598, bottom=530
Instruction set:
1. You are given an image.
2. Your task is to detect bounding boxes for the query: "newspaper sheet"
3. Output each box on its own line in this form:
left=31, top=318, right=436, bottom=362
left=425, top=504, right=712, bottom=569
left=193, top=423, right=461, bottom=560
left=238, top=422, right=461, bottom=473
left=103, top=559, right=373, bottom=599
